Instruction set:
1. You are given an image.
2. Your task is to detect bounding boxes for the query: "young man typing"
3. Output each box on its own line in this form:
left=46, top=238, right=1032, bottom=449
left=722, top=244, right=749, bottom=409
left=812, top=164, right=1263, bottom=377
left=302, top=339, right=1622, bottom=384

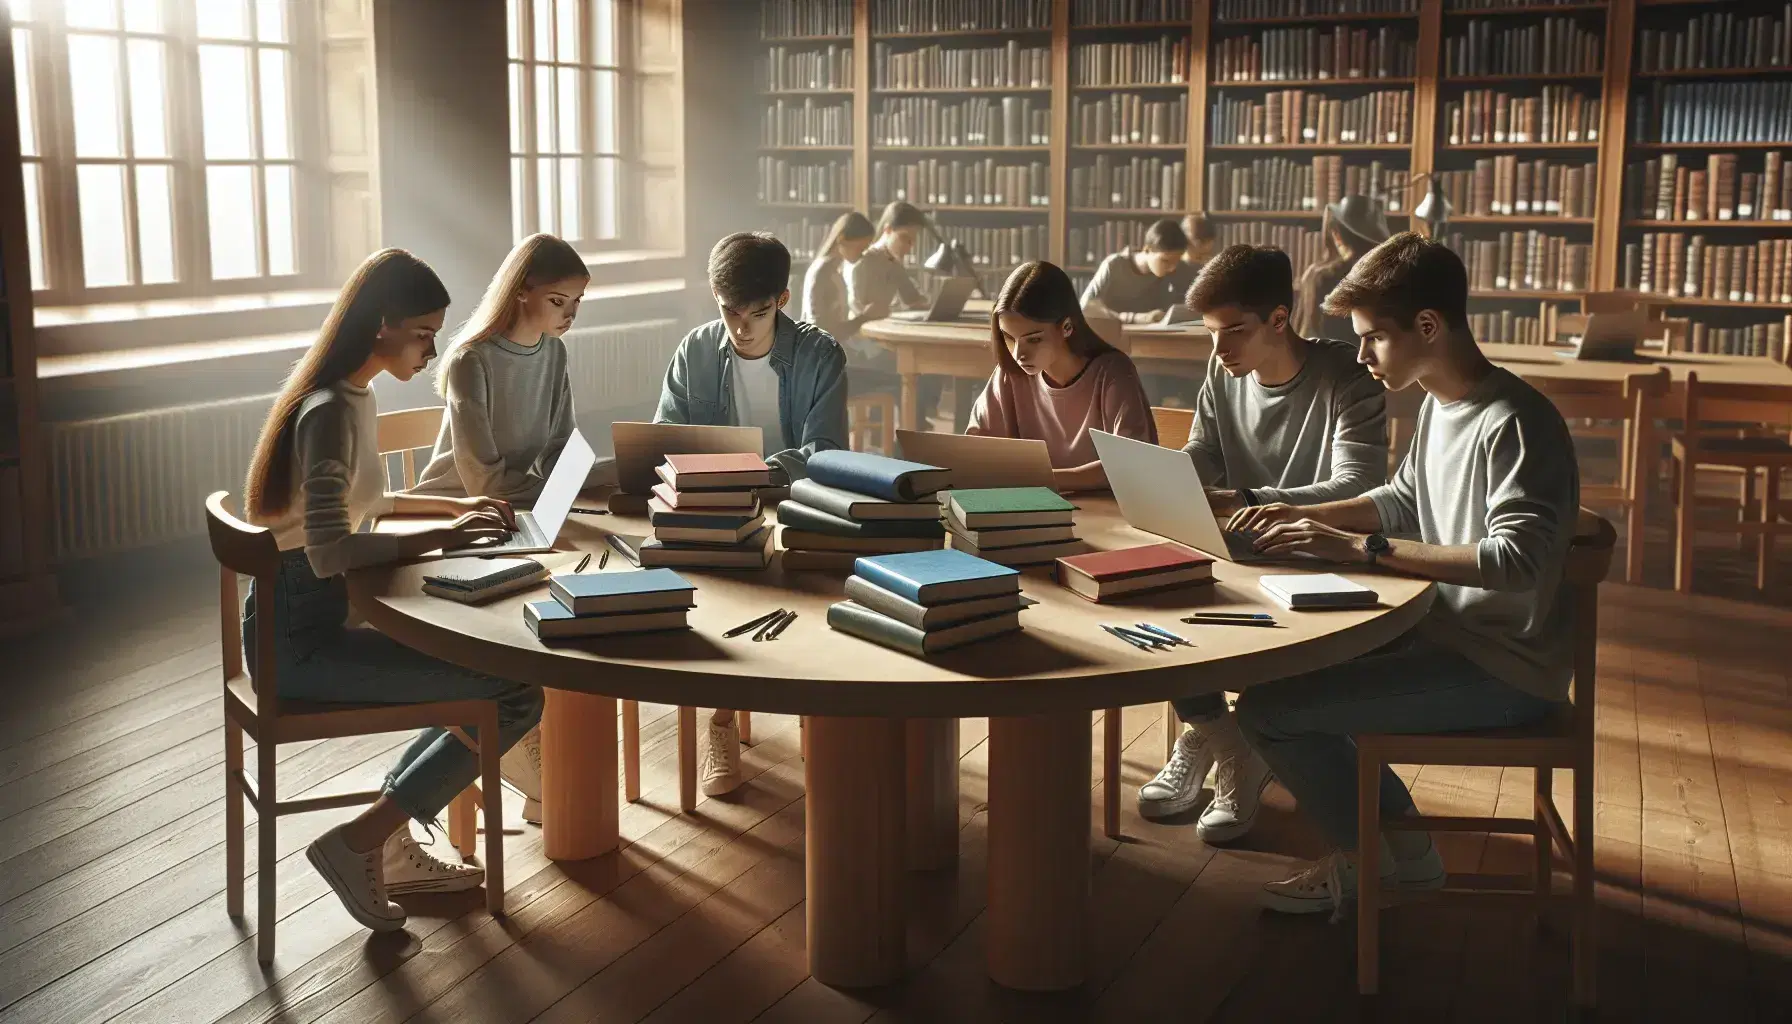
left=1079, top=217, right=1196, bottom=324
left=1227, top=233, right=1579, bottom=916
left=655, top=231, right=848, bottom=794
left=1138, top=244, right=1389, bottom=838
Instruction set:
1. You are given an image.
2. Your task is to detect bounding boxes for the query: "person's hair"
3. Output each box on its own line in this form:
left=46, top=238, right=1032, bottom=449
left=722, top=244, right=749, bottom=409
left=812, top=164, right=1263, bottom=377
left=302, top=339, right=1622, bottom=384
left=989, top=261, right=1119, bottom=374
left=815, top=211, right=875, bottom=262
left=1185, top=244, right=1295, bottom=320
left=1140, top=218, right=1189, bottom=254
left=437, top=232, right=588, bottom=394
left=708, top=231, right=792, bottom=309
left=875, top=200, right=930, bottom=235
left=245, top=249, right=450, bottom=520
left=1180, top=212, right=1215, bottom=245
left=1321, top=231, right=1471, bottom=331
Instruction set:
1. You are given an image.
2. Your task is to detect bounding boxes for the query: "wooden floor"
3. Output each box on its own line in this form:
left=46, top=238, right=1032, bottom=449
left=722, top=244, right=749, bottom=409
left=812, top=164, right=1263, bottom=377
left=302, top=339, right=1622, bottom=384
left=2, top=538, right=1789, bottom=1024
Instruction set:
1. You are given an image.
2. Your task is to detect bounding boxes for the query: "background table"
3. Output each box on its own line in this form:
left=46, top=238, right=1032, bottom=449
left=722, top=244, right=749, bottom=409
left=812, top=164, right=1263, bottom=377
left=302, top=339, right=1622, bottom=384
left=1483, top=343, right=1792, bottom=393
left=349, top=499, right=1432, bottom=991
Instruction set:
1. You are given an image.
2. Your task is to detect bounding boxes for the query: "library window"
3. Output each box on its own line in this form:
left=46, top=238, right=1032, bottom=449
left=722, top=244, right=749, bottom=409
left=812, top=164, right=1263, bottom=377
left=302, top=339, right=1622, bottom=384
left=508, top=0, right=630, bottom=249
left=12, top=0, right=316, bottom=304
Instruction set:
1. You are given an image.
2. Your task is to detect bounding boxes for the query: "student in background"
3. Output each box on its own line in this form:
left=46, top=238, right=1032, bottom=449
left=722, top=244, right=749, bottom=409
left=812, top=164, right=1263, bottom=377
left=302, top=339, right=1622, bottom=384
left=1295, top=194, right=1392, bottom=341
left=242, top=249, right=543, bottom=930
left=1180, top=212, right=1218, bottom=271
left=969, top=261, right=1157, bottom=492
left=846, top=200, right=929, bottom=321
left=1229, top=234, right=1578, bottom=918
left=802, top=211, right=891, bottom=387
left=656, top=231, right=847, bottom=795
left=1079, top=217, right=1196, bottom=324
left=1137, top=244, right=1388, bottom=836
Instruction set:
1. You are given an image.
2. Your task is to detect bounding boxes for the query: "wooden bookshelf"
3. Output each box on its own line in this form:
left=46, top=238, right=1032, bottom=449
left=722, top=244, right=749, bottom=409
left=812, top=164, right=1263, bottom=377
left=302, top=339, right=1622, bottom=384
left=757, top=3, right=861, bottom=262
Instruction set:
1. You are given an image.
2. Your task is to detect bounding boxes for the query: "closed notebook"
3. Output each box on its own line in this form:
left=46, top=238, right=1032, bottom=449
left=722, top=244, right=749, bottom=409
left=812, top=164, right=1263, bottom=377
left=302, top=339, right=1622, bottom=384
left=806, top=449, right=952, bottom=502
left=525, top=601, right=691, bottom=639
left=1056, top=543, right=1215, bottom=602
left=775, top=500, right=946, bottom=539
left=788, top=478, right=943, bottom=521
left=421, top=556, right=549, bottom=604
left=779, top=528, right=943, bottom=554
left=661, top=452, right=775, bottom=490
left=852, top=548, right=1021, bottom=605
left=844, top=574, right=1033, bottom=630
left=826, top=600, right=1022, bottom=656
left=946, top=487, right=1077, bottom=530
left=947, top=530, right=1086, bottom=567
left=652, top=475, right=757, bottom=509
left=548, top=567, right=697, bottom=615
left=1259, top=573, right=1380, bottom=609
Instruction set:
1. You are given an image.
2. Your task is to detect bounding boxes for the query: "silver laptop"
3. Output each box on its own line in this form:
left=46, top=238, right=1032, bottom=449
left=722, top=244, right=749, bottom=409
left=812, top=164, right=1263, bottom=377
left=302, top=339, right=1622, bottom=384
left=1562, top=310, right=1650, bottom=362
left=1089, top=428, right=1267, bottom=563
left=610, top=421, right=764, bottom=495
left=891, top=276, right=977, bottom=322
left=380, top=429, right=596, bottom=555
left=894, top=429, right=1055, bottom=490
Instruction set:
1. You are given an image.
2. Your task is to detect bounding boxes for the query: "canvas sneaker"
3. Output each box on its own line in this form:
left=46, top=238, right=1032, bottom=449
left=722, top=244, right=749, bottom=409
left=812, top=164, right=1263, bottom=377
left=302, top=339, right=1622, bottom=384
left=306, top=824, right=407, bottom=932
left=382, top=829, right=485, bottom=895
left=1137, top=726, right=1218, bottom=819
left=701, top=717, right=744, bottom=796
left=501, top=726, right=542, bottom=824
left=1195, top=716, right=1274, bottom=843
left=1261, top=837, right=1448, bottom=921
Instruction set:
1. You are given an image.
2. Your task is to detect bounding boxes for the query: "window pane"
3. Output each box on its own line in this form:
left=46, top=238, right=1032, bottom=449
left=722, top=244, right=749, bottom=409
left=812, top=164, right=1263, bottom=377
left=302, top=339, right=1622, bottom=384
left=207, top=165, right=259, bottom=278
left=196, top=0, right=251, bottom=39
left=122, top=0, right=159, bottom=32
left=22, top=162, right=45, bottom=290
left=265, top=165, right=295, bottom=275
left=556, top=66, right=578, bottom=153
left=136, top=164, right=175, bottom=284
left=78, top=164, right=130, bottom=287
left=595, top=156, right=618, bottom=240
left=127, top=39, right=168, bottom=158
left=536, top=156, right=555, bottom=237
left=13, top=29, right=35, bottom=159
left=534, top=63, right=553, bottom=152
left=559, top=156, right=580, bottom=239
left=509, top=63, right=524, bottom=153
left=507, top=0, right=522, bottom=60
left=9, top=0, right=32, bottom=23
left=259, top=48, right=290, bottom=158
left=67, top=34, right=123, bottom=158
left=199, top=45, right=253, bottom=159
left=555, top=0, right=578, bottom=63
left=532, top=0, right=552, bottom=59
left=65, top=0, right=117, bottom=30
left=592, top=0, right=617, bottom=64
left=254, top=0, right=286, bottom=42
left=511, top=156, right=526, bottom=240
left=594, top=69, right=617, bottom=152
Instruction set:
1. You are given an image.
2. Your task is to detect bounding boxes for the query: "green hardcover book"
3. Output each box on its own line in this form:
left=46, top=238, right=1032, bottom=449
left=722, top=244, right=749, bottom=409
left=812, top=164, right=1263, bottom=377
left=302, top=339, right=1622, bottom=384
left=946, top=487, right=1077, bottom=530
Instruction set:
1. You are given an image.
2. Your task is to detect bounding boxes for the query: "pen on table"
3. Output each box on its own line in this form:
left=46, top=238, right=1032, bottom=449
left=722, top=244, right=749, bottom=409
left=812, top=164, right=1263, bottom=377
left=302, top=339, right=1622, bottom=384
left=570, top=506, right=610, bottom=516
left=724, top=609, right=785, bottom=638
left=597, top=548, right=609, bottom=570
left=1101, top=624, right=1155, bottom=650
left=752, top=611, right=787, bottom=642
left=1114, top=624, right=1176, bottom=648
left=604, top=533, right=639, bottom=566
left=570, top=553, right=591, bottom=574
left=1132, top=622, right=1193, bottom=647
left=1186, top=612, right=1274, bottom=621
left=1180, top=615, right=1280, bottom=628
left=764, top=609, right=798, bottom=640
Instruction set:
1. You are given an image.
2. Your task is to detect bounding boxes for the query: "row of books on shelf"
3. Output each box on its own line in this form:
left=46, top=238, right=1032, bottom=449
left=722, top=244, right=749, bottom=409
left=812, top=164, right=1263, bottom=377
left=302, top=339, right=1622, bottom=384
left=1444, top=230, right=1591, bottom=293
left=1209, top=89, right=1410, bottom=146
left=871, top=0, right=1051, bottom=34
left=872, top=96, right=1049, bottom=147
left=1443, top=18, right=1603, bottom=79
left=1444, top=87, right=1600, bottom=146
left=1469, top=304, right=1567, bottom=348
left=1219, top=0, right=1413, bottom=17
left=762, top=0, right=851, bottom=40
left=1624, top=233, right=1792, bottom=307
left=757, top=158, right=853, bottom=205
left=1071, top=0, right=1192, bottom=27
left=1626, top=153, right=1792, bottom=223
left=766, top=216, right=835, bottom=260
left=1635, top=8, right=1792, bottom=75
left=761, top=45, right=852, bottom=92
left=1686, top=319, right=1790, bottom=360
left=1631, top=82, right=1792, bottom=146
left=1211, top=27, right=1415, bottom=83
left=762, top=98, right=852, bottom=147
left=1070, top=37, right=1190, bottom=88
left=1069, top=157, right=1187, bottom=211
left=1206, top=157, right=1405, bottom=213
left=918, top=222, right=1049, bottom=267
left=1072, top=93, right=1188, bottom=147
left=1070, top=221, right=1154, bottom=266
left=873, top=159, right=1051, bottom=208
left=872, top=41, right=1050, bottom=91
left=1434, top=158, right=1598, bottom=220
left=1215, top=221, right=1326, bottom=278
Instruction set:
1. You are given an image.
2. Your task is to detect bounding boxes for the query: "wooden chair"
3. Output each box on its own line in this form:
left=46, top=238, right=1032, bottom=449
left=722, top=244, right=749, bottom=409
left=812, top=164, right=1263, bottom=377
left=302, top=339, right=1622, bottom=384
left=1356, top=510, right=1615, bottom=1010
left=206, top=492, right=505, bottom=965
left=848, top=391, right=899, bottom=454
left=375, top=406, right=445, bottom=488
left=1150, top=405, right=1194, bottom=450
left=1671, top=374, right=1792, bottom=593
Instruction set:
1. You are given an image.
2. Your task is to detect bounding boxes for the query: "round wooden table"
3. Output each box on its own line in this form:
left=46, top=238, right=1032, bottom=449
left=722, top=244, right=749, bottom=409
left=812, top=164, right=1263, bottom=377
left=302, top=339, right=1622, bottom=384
left=348, top=498, right=1433, bottom=991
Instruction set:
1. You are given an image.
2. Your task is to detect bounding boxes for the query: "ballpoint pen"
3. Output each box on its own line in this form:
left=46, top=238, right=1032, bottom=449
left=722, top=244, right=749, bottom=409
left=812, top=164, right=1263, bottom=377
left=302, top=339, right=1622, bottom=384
left=752, top=610, right=787, bottom=642
left=1113, top=624, right=1176, bottom=648
left=570, top=506, right=611, bottom=516
left=1101, top=624, right=1154, bottom=650
left=598, top=548, right=609, bottom=570
left=1132, top=622, right=1193, bottom=646
left=724, top=609, right=785, bottom=638
left=572, top=553, right=592, bottom=574
left=764, top=609, right=798, bottom=640
left=1180, top=616, right=1280, bottom=628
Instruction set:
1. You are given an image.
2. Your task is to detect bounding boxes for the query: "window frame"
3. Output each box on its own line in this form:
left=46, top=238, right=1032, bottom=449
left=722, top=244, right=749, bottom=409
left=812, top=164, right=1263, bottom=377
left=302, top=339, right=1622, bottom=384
left=16, top=0, right=327, bottom=307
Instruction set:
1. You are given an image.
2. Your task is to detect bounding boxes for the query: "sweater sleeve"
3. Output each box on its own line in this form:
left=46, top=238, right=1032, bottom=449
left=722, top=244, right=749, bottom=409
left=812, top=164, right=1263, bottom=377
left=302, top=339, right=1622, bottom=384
left=1181, top=359, right=1228, bottom=487
left=1366, top=404, right=1423, bottom=534
left=293, top=400, right=404, bottom=578
left=1474, top=411, right=1578, bottom=592
left=1253, top=367, right=1390, bottom=506
left=1079, top=259, right=1112, bottom=309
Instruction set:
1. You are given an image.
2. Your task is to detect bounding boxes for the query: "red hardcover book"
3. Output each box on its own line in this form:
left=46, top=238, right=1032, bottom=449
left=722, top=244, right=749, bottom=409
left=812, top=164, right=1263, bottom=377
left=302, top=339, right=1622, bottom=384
left=659, top=453, right=774, bottom=490
left=1055, top=542, right=1216, bottom=602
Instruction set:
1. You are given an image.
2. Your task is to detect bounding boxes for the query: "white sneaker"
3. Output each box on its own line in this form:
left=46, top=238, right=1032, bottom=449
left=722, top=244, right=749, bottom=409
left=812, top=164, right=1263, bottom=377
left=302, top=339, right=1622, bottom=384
left=382, top=829, right=485, bottom=895
left=1260, top=849, right=1393, bottom=921
left=306, top=824, right=407, bottom=932
left=1137, top=726, right=1217, bottom=819
left=501, top=726, right=542, bottom=825
left=701, top=718, right=743, bottom=796
left=1388, top=831, right=1447, bottom=891
left=1195, top=715, right=1273, bottom=842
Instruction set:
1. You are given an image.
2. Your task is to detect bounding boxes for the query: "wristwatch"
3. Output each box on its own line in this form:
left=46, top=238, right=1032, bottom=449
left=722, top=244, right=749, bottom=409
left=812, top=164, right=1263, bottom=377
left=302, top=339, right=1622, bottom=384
left=1364, top=533, right=1391, bottom=565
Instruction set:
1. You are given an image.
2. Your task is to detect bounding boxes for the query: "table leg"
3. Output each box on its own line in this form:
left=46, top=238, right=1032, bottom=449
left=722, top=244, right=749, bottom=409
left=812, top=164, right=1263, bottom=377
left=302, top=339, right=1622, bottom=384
left=541, top=688, right=619, bottom=860
left=805, top=716, right=907, bottom=987
left=987, top=711, right=1091, bottom=991
left=906, top=718, right=959, bottom=870
left=900, top=373, right=919, bottom=434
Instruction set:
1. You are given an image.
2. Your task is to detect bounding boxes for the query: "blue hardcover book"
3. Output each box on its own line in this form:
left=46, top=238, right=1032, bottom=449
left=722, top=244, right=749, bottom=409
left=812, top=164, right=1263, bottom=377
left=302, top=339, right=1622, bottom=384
left=548, top=567, right=696, bottom=615
left=806, top=449, right=952, bottom=503
left=852, top=549, right=1020, bottom=606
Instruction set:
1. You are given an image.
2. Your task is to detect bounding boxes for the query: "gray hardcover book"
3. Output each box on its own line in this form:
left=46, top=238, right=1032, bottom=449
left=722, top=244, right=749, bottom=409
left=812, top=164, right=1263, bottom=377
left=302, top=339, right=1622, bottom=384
left=825, top=600, right=1022, bottom=657
left=842, top=574, right=1029, bottom=630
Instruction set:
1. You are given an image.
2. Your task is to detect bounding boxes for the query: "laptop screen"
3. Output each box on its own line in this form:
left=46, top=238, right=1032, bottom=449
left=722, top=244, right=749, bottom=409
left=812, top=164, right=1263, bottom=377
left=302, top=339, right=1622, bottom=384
left=531, top=429, right=596, bottom=538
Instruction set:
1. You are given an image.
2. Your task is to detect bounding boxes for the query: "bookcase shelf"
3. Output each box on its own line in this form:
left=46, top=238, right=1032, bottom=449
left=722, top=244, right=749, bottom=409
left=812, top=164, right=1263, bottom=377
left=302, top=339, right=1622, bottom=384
left=872, top=27, right=1052, bottom=39
left=764, top=88, right=855, bottom=96
left=875, top=144, right=1052, bottom=152
left=876, top=86, right=1054, bottom=95
left=1208, top=209, right=1325, bottom=219
left=759, top=144, right=855, bottom=151
left=1450, top=214, right=1597, bottom=225
left=1215, top=12, right=1419, bottom=25
left=920, top=204, right=1049, bottom=213
left=1072, top=143, right=1191, bottom=151
left=1210, top=77, right=1417, bottom=88
left=762, top=34, right=852, bottom=42
left=760, top=199, right=855, bottom=208
left=1072, top=82, right=1193, bottom=92
left=1444, top=141, right=1600, bottom=151
left=1208, top=143, right=1411, bottom=152
left=1623, top=220, right=1792, bottom=230
left=1444, top=3, right=1609, bottom=14
left=1071, top=207, right=1180, bottom=215
left=1471, top=288, right=1585, bottom=300
left=1636, top=67, right=1792, bottom=80
left=1072, top=20, right=1198, bottom=30
left=1443, top=73, right=1606, bottom=83
left=1636, top=296, right=1792, bottom=311
left=1631, top=142, right=1792, bottom=151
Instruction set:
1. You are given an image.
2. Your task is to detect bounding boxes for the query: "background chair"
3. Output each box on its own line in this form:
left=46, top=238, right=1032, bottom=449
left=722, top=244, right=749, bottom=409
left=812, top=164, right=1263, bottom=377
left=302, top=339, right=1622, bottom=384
left=1355, top=510, right=1615, bottom=1010
left=205, top=491, right=506, bottom=964
left=847, top=392, right=899, bottom=454
left=374, top=406, right=444, bottom=489
left=1671, top=374, right=1792, bottom=593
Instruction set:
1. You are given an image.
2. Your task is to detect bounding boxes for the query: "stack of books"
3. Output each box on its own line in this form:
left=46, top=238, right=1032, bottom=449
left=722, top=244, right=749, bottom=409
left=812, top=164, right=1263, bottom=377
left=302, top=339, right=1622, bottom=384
left=777, top=449, right=952, bottom=571
left=827, top=549, right=1028, bottom=657
left=523, top=568, right=698, bottom=640
left=643, top=454, right=775, bottom=569
left=943, top=486, right=1083, bottom=567
left=1055, top=542, right=1215, bottom=602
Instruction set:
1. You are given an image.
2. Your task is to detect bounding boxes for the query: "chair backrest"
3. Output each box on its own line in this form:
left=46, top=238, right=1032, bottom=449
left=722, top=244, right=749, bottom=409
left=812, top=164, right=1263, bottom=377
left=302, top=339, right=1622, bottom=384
left=377, top=406, right=445, bottom=489
left=1682, top=373, right=1792, bottom=445
left=206, top=491, right=282, bottom=717
left=1564, top=510, right=1617, bottom=743
left=1151, top=406, right=1194, bottom=450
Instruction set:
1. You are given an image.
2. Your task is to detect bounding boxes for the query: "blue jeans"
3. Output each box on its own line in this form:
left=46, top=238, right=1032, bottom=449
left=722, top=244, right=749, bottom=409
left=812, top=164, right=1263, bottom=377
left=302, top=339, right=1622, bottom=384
left=1233, top=635, right=1556, bottom=851
left=245, top=550, right=544, bottom=824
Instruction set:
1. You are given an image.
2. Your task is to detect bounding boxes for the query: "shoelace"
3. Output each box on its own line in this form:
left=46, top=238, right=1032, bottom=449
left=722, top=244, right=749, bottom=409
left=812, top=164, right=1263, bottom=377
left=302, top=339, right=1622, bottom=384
left=1153, top=734, right=1208, bottom=791
left=1289, top=850, right=1350, bottom=925
left=1209, top=755, right=1242, bottom=811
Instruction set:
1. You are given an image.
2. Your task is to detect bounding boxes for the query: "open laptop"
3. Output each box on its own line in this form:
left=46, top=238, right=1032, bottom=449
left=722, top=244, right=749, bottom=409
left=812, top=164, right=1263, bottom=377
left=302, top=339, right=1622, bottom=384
left=1561, top=309, right=1651, bottom=362
left=378, top=428, right=597, bottom=555
left=610, top=421, right=764, bottom=495
left=1089, top=428, right=1269, bottom=563
left=890, top=276, right=977, bottom=323
left=894, top=429, right=1055, bottom=490
left=1127, top=305, right=1204, bottom=332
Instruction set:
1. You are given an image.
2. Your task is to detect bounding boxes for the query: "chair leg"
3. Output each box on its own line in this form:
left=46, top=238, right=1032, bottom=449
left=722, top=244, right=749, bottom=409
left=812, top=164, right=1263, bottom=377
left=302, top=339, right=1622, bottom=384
left=801, top=716, right=809, bottom=762
left=1102, top=708, right=1122, bottom=839
left=1675, top=457, right=1696, bottom=593
left=225, top=716, right=245, bottom=919
left=256, top=738, right=277, bottom=965
left=1573, top=762, right=1597, bottom=1009
left=1758, top=471, right=1779, bottom=592
left=678, top=706, right=697, bottom=813
left=739, top=710, right=753, bottom=746
left=622, top=700, right=641, bottom=803
left=449, top=788, right=477, bottom=857
left=480, top=706, right=505, bottom=915
left=1741, top=469, right=1758, bottom=555
left=1356, top=748, right=1383, bottom=996
left=1163, top=701, right=1180, bottom=761
left=1534, top=768, right=1553, bottom=929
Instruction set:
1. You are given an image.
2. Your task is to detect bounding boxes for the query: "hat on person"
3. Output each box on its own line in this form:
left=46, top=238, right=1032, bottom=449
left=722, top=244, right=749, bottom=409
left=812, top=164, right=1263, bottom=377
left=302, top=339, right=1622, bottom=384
left=1325, top=194, right=1393, bottom=250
